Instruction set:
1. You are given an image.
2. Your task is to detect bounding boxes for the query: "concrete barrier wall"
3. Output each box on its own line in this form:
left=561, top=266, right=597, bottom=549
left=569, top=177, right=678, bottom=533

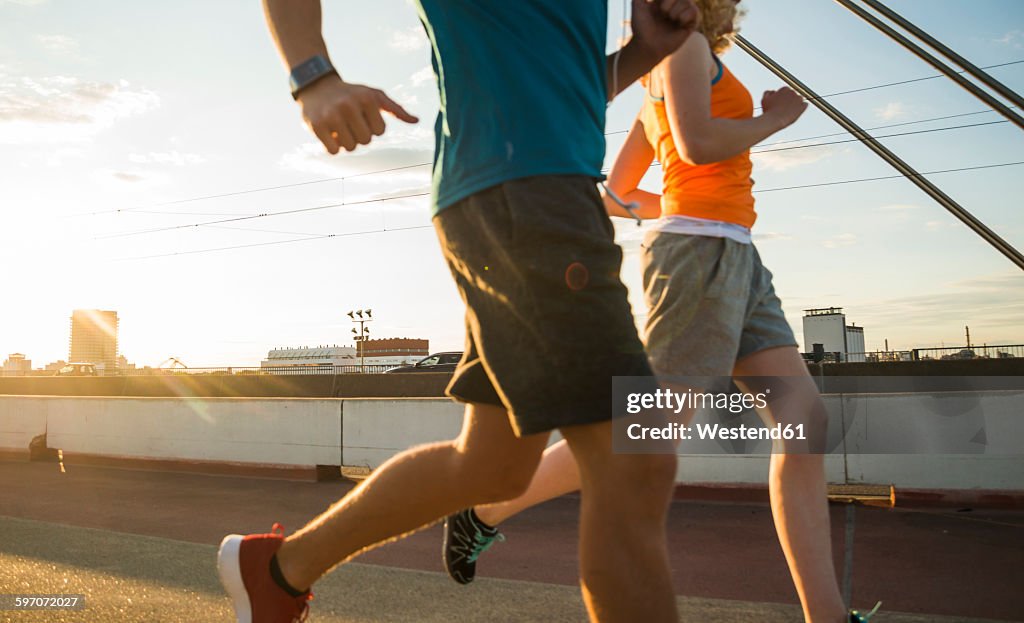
left=342, top=399, right=463, bottom=468
left=37, top=397, right=342, bottom=468
left=0, top=396, right=48, bottom=456
left=2, top=393, right=1021, bottom=491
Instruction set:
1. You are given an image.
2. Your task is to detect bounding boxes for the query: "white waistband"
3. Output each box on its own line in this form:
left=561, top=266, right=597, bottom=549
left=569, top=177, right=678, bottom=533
left=650, top=214, right=752, bottom=244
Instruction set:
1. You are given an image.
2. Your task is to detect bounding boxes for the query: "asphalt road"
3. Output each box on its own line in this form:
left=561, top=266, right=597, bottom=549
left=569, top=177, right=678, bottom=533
left=1, top=461, right=1021, bottom=621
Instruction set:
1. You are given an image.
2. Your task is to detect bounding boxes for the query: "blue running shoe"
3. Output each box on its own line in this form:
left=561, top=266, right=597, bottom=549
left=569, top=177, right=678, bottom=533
left=850, top=601, right=882, bottom=622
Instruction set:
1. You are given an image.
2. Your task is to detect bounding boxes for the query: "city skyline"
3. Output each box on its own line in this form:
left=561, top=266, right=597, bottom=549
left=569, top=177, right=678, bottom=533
left=1, top=0, right=1022, bottom=366
left=0, top=305, right=1014, bottom=370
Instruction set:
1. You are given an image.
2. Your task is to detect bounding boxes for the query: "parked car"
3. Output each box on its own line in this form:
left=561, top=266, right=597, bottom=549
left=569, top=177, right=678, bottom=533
left=385, top=352, right=463, bottom=374
left=55, top=362, right=98, bottom=377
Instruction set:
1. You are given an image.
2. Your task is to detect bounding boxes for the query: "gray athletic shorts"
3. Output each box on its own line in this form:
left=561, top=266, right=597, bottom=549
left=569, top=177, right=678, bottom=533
left=640, top=230, right=798, bottom=378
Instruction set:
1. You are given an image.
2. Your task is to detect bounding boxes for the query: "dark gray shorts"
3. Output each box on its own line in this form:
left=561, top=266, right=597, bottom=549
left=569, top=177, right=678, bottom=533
left=433, top=175, right=653, bottom=436
left=641, top=231, right=798, bottom=378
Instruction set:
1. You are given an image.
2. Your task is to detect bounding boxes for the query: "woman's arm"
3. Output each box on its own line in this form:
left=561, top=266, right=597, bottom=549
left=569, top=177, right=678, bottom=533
left=661, top=35, right=807, bottom=165
left=603, top=114, right=662, bottom=220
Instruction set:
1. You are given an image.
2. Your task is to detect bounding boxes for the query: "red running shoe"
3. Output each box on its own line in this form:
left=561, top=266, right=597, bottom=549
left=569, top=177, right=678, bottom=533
left=218, top=523, right=312, bottom=623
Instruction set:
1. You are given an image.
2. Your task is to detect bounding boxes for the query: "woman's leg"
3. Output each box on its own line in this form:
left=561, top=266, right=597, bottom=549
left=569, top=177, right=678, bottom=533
left=734, top=346, right=846, bottom=623
left=475, top=438, right=580, bottom=526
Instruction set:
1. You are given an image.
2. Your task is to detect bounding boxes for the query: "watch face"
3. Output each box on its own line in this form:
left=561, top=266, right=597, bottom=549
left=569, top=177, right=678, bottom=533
left=290, top=55, right=334, bottom=94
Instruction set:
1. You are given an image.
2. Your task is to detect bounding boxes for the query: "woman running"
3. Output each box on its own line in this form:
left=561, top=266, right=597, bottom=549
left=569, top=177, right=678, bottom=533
left=444, top=2, right=876, bottom=622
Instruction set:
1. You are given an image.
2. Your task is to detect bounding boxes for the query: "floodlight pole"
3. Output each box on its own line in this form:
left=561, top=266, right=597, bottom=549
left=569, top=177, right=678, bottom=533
left=348, top=309, right=373, bottom=373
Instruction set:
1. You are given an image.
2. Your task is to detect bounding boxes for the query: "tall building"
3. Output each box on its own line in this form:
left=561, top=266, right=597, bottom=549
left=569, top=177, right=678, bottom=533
left=69, top=309, right=119, bottom=374
left=802, top=307, right=867, bottom=363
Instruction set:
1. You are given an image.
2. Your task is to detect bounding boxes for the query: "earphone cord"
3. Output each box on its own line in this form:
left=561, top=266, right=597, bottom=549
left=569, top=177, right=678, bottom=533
left=610, top=0, right=629, bottom=104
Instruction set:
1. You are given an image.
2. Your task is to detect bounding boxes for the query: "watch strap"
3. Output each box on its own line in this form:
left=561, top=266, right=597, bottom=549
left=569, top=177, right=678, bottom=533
left=289, top=54, right=337, bottom=100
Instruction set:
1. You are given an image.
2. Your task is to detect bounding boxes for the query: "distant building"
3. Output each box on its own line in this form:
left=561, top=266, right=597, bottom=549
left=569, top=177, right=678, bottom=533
left=357, top=338, right=430, bottom=366
left=45, top=360, right=68, bottom=372
left=2, top=353, right=32, bottom=376
left=262, top=345, right=358, bottom=371
left=262, top=339, right=431, bottom=372
left=69, top=310, right=119, bottom=374
left=802, top=307, right=867, bottom=363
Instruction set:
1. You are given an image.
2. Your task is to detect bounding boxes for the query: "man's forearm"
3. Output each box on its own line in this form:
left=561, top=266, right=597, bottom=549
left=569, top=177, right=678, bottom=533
left=605, top=40, right=660, bottom=101
left=263, top=0, right=329, bottom=69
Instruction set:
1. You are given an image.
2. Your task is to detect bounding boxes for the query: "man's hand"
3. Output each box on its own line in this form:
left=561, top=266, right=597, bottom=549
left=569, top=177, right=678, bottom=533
left=761, top=87, right=808, bottom=131
left=297, top=75, right=419, bottom=154
left=630, top=0, right=699, bottom=63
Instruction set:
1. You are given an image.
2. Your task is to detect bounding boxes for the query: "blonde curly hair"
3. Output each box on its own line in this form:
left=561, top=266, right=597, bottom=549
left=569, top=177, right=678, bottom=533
left=696, top=0, right=746, bottom=54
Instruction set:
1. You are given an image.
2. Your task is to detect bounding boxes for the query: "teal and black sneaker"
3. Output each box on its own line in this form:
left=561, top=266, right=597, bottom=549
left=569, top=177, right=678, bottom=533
left=850, top=602, right=882, bottom=622
left=442, top=508, right=505, bottom=585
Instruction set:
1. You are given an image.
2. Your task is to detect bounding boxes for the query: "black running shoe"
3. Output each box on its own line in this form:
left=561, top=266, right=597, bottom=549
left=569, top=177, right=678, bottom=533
left=442, top=508, right=505, bottom=585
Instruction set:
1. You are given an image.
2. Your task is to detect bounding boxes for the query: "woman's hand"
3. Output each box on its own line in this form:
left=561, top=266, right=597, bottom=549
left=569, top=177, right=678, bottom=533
left=761, top=87, right=808, bottom=131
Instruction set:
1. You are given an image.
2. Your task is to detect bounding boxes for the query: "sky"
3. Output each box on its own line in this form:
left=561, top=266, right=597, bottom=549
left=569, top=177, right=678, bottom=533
left=1, top=0, right=1022, bottom=368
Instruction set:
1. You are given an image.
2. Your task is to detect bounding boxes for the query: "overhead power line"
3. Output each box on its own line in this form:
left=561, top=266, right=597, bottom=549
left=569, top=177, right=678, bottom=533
left=79, top=58, right=1024, bottom=218
left=114, top=224, right=435, bottom=262
left=750, top=119, right=1008, bottom=155
left=109, top=159, right=1024, bottom=261
left=754, top=161, right=1024, bottom=194
left=97, top=191, right=431, bottom=240
left=96, top=115, right=1012, bottom=240
left=756, top=106, right=1017, bottom=149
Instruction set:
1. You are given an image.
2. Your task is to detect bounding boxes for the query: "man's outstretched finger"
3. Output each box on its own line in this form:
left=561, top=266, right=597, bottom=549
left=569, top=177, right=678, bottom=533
left=376, top=91, right=419, bottom=124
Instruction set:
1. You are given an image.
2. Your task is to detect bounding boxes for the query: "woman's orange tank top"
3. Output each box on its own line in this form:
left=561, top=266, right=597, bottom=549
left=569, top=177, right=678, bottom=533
left=641, top=56, right=757, bottom=228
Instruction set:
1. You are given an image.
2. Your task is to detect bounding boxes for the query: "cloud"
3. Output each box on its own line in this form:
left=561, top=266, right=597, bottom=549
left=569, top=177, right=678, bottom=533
left=853, top=272, right=1024, bottom=343
left=821, top=233, right=857, bottom=248
left=0, top=0, right=47, bottom=5
left=875, top=203, right=921, bottom=223
left=45, top=146, right=86, bottom=166
left=389, top=26, right=428, bottom=52
left=112, top=171, right=145, bottom=183
left=995, top=30, right=1023, bottom=48
left=751, top=145, right=836, bottom=172
left=410, top=66, right=434, bottom=87
left=279, top=137, right=433, bottom=181
left=0, top=75, right=159, bottom=143
left=874, top=101, right=909, bottom=121
left=93, top=168, right=168, bottom=189
left=876, top=203, right=920, bottom=212
left=36, top=34, right=79, bottom=56
left=753, top=231, right=795, bottom=242
left=128, top=151, right=206, bottom=166
left=925, top=219, right=957, bottom=232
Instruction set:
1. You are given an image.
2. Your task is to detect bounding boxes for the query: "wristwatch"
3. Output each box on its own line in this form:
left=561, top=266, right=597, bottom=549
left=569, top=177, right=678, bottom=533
left=289, top=54, right=337, bottom=100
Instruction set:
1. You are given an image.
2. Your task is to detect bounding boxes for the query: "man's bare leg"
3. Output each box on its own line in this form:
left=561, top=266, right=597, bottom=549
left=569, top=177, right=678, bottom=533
left=561, top=419, right=678, bottom=623
left=735, top=346, right=847, bottom=623
left=276, top=402, right=549, bottom=591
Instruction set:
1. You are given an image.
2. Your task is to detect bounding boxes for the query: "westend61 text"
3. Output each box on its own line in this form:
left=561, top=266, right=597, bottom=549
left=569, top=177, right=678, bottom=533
left=626, top=422, right=806, bottom=442
left=625, top=388, right=770, bottom=415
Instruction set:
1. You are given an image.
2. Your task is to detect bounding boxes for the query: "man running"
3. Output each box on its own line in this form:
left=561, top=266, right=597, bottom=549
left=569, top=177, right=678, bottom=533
left=217, top=2, right=698, bottom=621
